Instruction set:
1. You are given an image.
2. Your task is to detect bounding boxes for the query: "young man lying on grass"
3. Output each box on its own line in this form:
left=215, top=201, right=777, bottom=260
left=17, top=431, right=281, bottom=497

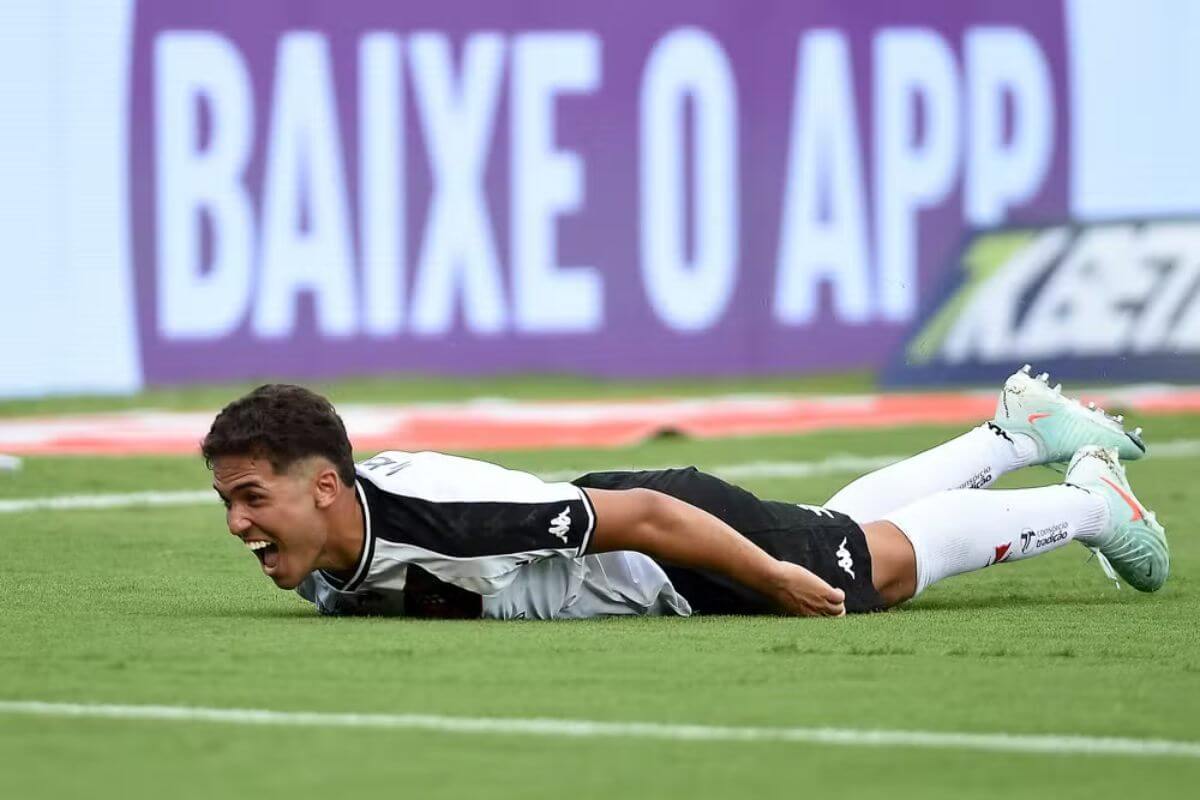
left=202, top=368, right=1167, bottom=619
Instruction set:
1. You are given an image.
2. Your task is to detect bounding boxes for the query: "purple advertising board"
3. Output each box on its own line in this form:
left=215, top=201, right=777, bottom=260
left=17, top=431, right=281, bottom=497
left=129, top=0, right=1070, bottom=382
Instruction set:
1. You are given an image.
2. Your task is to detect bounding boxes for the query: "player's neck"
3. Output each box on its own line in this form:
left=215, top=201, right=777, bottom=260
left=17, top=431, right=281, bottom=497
left=321, top=482, right=366, bottom=574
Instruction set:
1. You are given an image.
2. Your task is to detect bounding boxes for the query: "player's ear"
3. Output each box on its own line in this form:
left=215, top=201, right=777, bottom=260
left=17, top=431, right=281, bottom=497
left=312, top=463, right=341, bottom=509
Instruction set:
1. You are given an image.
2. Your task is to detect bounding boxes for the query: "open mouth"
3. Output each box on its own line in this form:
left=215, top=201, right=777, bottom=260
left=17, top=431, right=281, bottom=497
left=246, top=540, right=280, bottom=573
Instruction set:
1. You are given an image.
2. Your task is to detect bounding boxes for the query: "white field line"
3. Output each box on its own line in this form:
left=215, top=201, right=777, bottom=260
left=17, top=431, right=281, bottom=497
left=3, top=439, right=1198, bottom=516
left=0, top=489, right=215, bottom=514
left=0, top=454, right=905, bottom=514
left=0, top=700, right=1197, bottom=759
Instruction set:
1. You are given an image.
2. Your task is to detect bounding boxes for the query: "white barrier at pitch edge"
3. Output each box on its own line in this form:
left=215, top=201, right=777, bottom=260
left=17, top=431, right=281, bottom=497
left=0, top=0, right=141, bottom=398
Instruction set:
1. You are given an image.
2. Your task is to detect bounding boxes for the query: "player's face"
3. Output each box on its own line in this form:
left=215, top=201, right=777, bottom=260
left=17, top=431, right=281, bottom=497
left=212, top=455, right=328, bottom=590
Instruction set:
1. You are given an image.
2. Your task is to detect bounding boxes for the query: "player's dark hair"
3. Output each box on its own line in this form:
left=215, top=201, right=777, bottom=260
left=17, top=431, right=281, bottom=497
left=201, top=384, right=356, bottom=486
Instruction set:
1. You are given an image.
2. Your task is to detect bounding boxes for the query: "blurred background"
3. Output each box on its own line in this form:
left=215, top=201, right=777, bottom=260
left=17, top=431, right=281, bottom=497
left=2, top=0, right=1199, bottom=398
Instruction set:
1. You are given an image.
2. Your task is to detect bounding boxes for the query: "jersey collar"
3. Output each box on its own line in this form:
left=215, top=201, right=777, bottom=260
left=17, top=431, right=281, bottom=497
left=319, top=479, right=375, bottom=592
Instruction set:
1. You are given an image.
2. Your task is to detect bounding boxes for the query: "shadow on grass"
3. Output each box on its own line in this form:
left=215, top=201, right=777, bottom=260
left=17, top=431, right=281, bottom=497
left=169, top=587, right=1161, bottom=620
left=156, top=606, right=319, bottom=620
left=178, top=607, right=497, bottom=623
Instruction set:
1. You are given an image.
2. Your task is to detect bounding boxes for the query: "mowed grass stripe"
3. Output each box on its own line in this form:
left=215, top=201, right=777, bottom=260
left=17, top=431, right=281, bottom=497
left=3, top=438, right=1197, bottom=515
left=3, top=700, right=1199, bottom=759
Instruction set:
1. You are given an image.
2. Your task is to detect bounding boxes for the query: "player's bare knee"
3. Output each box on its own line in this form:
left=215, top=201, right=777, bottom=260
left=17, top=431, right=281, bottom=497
left=861, top=520, right=918, bottom=606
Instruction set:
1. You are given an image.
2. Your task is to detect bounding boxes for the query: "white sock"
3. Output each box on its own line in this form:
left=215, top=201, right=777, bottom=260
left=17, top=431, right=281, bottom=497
left=825, top=424, right=1039, bottom=522
left=885, top=486, right=1110, bottom=596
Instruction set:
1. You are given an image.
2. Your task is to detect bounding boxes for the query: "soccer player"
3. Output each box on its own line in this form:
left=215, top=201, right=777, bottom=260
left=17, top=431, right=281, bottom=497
left=202, top=367, right=1168, bottom=619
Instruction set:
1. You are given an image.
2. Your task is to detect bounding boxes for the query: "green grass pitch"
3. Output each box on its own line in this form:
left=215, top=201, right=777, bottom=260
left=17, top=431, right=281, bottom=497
left=1, top=380, right=1198, bottom=798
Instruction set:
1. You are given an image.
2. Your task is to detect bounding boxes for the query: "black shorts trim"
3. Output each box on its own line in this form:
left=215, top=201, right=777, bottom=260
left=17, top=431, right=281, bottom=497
left=576, top=486, right=597, bottom=557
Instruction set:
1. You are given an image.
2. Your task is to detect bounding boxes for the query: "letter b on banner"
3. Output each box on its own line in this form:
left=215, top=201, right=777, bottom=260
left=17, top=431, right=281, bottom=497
left=155, top=32, right=254, bottom=339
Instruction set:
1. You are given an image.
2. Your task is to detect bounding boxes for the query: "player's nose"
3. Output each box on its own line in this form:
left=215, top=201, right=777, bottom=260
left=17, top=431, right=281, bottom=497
left=227, top=509, right=252, bottom=535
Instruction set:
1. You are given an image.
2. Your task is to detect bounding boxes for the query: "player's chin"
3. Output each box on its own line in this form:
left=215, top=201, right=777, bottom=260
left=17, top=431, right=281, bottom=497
left=263, top=555, right=305, bottom=590
left=269, top=572, right=304, bottom=590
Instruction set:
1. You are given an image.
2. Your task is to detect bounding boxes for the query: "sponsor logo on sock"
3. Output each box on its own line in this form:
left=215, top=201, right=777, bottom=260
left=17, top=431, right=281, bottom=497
left=958, top=467, right=993, bottom=489
left=1036, top=531, right=1069, bottom=548
left=991, top=542, right=1012, bottom=565
left=1033, top=521, right=1069, bottom=549
left=1027, top=412, right=1053, bottom=424
left=836, top=537, right=855, bottom=579
left=548, top=507, right=572, bottom=543
left=1020, top=529, right=1035, bottom=553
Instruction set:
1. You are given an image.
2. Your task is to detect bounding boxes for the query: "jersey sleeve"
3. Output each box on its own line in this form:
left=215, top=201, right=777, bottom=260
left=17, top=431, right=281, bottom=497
left=355, top=451, right=596, bottom=596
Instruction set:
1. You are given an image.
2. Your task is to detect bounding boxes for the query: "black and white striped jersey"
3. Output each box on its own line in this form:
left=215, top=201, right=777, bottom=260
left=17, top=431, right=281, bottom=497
left=350, top=449, right=596, bottom=591
left=297, top=450, right=673, bottom=619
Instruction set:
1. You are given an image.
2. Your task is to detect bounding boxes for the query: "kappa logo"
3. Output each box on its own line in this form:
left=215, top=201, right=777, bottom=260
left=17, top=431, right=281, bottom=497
left=836, top=537, right=855, bottom=579
left=796, top=503, right=835, bottom=518
left=548, top=507, right=571, bottom=543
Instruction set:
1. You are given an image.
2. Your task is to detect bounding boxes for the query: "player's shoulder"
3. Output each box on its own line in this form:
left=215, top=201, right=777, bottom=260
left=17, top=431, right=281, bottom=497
left=357, top=450, right=415, bottom=471
left=356, top=450, right=411, bottom=483
left=356, top=450, right=430, bottom=486
left=356, top=450, right=474, bottom=476
left=356, top=449, right=577, bottom=505
left=355, top=449, right=486, bottom=495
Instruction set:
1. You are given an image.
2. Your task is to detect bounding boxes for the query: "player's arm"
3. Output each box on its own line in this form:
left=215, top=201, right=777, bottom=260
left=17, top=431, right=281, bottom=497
left=582, top=487, right=846, bottom=617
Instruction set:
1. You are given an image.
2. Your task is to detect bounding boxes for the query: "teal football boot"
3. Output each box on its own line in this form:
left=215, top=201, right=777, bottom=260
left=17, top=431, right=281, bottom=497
left=992, top=365, right=1146, bottom=468
left=1065, top=446, right=1168, bottom=593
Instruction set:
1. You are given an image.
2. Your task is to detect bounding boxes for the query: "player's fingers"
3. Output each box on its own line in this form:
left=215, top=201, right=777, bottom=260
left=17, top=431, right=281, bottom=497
left=795, top=597, right=831, bottom=617
left=813, top=595, right=844, bottom=616
left=802, top=571, right=840, bottom=600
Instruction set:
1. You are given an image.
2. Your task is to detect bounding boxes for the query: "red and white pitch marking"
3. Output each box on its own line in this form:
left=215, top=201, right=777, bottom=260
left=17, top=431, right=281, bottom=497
left=2, top=384, right=1199, bottom=456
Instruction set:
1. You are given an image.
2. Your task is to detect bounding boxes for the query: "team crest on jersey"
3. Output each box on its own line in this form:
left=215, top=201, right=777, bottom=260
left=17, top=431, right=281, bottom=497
left=548, top=507, right=571, bottom=543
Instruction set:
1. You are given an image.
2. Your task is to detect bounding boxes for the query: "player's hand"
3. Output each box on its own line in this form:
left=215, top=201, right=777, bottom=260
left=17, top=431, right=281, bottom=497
left=768, top=561, right=846, bottom=617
